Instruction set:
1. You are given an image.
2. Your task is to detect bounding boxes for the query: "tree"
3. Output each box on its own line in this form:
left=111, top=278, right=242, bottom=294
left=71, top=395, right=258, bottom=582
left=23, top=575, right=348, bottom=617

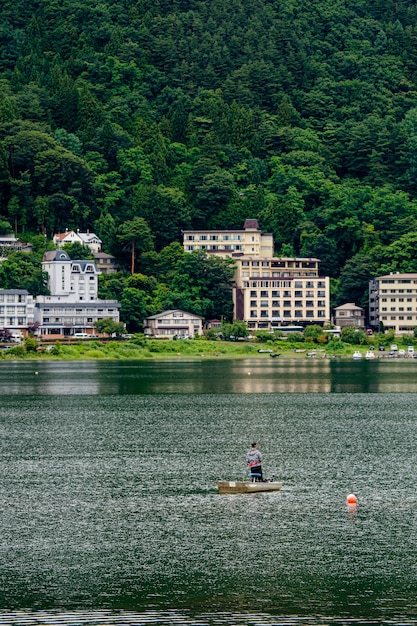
left=167, top=250, right=235, bottom=320
left=94, top=319, right=125, bottom=336
left=0, top=252, right=48, bottom=295
left=304, top=325, right=324, bottom=342
left=341, top=327, right=367, bottom=345
left=117, top=217, right=154, bottom=274
left=336, top=253, right=375, bottom=308
left=120, top=287, right=150, bottom=332
left=62, top=242, right=94, bottom=260
left=221, top=320, right=248, bottom=339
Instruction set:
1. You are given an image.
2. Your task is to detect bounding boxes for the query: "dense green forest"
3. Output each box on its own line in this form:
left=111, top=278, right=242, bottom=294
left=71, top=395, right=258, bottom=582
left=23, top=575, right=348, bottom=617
left=2, top=0, right=417, bottom=316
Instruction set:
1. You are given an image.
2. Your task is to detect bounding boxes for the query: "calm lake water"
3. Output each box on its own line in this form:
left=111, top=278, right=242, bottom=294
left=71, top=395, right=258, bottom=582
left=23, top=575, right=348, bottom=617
left=2, top=359, right=417, bottom=625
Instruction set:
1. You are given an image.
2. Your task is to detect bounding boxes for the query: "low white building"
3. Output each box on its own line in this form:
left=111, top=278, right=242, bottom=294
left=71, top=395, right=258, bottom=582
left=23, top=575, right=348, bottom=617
left=35, top=297, right=120, bottom=339
left=53, top=230, right=102, bottom=254
left=144, top=310, right=203, bottom=338
left=0, top=289, right=35, bottom=337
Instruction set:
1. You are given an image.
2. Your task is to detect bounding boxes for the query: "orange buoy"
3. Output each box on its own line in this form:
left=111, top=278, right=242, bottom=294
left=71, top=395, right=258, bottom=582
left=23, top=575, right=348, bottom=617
left=347, top=493, right=357, bottom=504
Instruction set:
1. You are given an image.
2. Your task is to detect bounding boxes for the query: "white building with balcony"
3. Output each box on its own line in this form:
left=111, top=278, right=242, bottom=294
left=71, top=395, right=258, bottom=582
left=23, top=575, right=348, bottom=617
left=0, top=289, right=35, bottom=338
left=53, top=230, right=102, bottom=254
left=35, top=250, right=120, bottom=339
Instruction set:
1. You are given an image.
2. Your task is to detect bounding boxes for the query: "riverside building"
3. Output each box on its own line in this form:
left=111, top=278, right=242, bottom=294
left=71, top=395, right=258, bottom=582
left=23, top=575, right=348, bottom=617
left=182, top=220, right=331, bottom=331
left=369, top=273, right=417, bottom=334
left=34, top=250, right=120, bottom=339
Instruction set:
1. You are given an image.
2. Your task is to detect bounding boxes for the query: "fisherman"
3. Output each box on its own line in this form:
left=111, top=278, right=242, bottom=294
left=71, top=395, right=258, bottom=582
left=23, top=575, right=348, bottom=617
left=247, top=442, right=263, bottom=481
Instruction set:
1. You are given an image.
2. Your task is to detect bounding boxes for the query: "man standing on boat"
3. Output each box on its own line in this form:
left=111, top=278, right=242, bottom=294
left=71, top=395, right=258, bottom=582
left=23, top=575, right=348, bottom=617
left=247, top=442, right=263, bottom=481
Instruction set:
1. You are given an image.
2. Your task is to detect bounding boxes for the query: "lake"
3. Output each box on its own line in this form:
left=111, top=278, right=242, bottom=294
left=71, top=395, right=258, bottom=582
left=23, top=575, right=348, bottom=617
left=1, top=359, right=417, bottom=625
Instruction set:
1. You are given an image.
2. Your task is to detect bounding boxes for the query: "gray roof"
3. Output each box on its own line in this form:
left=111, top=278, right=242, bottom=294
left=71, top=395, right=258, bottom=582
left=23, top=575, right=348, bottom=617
left=43, top=250, right=71, bottom=262
left=334, top=302, right=364, bottom=311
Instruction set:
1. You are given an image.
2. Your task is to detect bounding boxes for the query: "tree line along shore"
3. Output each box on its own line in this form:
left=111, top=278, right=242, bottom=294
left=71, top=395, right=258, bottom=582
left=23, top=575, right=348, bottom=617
left=1, top=329, right=415, bottom=361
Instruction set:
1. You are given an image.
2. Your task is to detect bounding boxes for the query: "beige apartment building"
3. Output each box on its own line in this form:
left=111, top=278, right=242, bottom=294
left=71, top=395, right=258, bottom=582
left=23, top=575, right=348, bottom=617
left=182, top=219, right=274, bottom=258
left=369, top=273, right=417, bottom=333
left=183, top=220, right=331, bottom=331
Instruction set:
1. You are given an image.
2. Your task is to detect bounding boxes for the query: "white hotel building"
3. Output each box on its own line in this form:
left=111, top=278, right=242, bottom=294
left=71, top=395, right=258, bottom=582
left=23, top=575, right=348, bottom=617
left=183, top=219, right=330, bottom=331
left=34, top=250, right=120, bottom=339
left=0, top=289, right=35, bottom=338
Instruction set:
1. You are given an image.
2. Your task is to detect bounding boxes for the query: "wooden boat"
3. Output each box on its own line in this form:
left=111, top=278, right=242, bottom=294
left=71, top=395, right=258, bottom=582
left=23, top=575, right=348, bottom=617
left=269, top=352, right=281, bottom=358
left=217, top=480, right=283, bottom=494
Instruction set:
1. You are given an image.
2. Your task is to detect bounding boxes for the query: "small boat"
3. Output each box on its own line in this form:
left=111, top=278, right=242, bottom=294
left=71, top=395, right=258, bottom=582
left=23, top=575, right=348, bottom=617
left=269, top=352, right=280, bottom=358
left=365, top=350, right=375, bottom=359
left=216, top=480, right=283, bottom=494
left=352, top=351, right=362, bottom=359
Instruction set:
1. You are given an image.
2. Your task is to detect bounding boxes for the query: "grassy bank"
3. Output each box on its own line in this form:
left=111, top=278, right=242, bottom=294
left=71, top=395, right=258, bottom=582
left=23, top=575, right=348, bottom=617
left=0, top=337, right=408, bottom=361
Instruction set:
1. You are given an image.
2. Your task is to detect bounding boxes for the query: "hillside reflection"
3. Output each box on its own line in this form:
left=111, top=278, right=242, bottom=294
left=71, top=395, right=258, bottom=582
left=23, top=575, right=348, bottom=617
left=1, top=359, right=417, bottom=394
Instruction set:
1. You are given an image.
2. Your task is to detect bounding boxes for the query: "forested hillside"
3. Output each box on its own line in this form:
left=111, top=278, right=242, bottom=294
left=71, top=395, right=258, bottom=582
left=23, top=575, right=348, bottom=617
left=2, top=0, right=417, bottom=309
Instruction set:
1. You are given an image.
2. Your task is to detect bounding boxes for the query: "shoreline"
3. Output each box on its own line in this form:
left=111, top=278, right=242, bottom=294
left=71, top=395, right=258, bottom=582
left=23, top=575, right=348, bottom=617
left=0, top=342, right=414, bottom=362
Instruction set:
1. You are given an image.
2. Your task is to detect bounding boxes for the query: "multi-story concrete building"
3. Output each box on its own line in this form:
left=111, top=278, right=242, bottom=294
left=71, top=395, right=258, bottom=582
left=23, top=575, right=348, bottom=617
left=182, top=219, right=331, bottom=331
left=369, top=273, right=417, bottom=333
left=35, top=250, right=120, bottom=339
left=182, top=219, right=274, bottom=258
left=42, top=250, right=99, bottom=301
left=234, top=257, right=330, bottom=331
left=0, top=289, right=35, bottom=338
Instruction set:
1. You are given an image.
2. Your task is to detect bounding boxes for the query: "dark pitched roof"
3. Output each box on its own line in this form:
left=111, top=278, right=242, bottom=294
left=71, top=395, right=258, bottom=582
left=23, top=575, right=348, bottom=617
left=243, top=219, right=260, bottom=230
